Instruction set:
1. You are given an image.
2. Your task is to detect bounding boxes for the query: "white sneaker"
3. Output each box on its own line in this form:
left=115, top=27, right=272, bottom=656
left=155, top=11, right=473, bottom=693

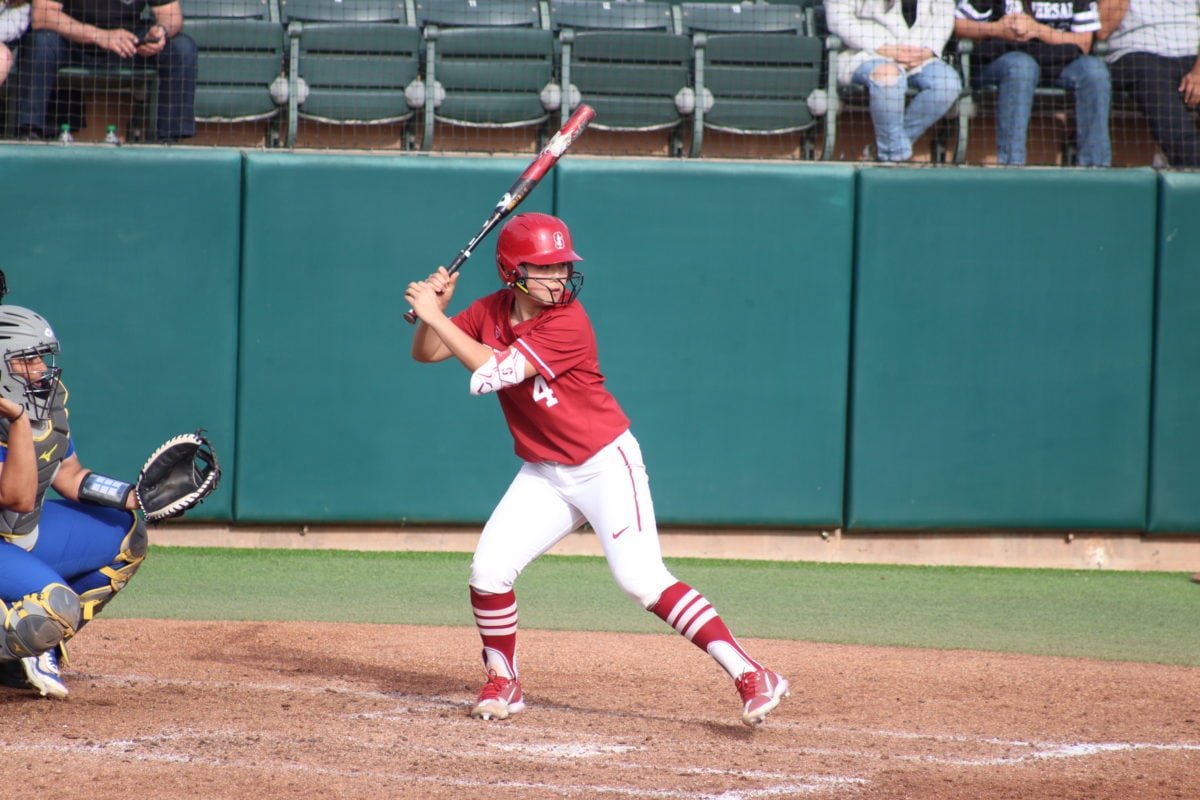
left=21, top=649, right=68, bottom=699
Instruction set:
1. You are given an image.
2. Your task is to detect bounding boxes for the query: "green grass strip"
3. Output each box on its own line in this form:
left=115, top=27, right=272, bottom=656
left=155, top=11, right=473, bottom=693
left=105, top=546, right=1200, bottom=667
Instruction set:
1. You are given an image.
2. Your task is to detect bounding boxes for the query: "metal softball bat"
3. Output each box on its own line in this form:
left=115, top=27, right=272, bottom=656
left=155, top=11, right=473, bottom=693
left=403, top=104, right=596, bottom=324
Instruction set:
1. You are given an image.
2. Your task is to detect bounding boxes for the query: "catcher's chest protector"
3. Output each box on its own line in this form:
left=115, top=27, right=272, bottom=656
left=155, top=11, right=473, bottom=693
left=0, top=388, right=69, bottom=538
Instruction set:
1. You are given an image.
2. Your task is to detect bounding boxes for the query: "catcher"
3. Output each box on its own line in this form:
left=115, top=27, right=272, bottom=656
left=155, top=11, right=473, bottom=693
left=0, top=303, right=219, bottom=698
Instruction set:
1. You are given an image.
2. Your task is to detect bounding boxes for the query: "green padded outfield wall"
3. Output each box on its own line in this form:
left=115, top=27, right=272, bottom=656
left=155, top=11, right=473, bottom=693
left=236, top=153, right=551, bottom=523
left=2, top=147, right=1188, bottom=533
left=557, top=161, right=856, bottom=526
left=0, top=146, right=241, bottom=521
left=847, top=168, right=1158, bottom=530
left=1149, top=173, right=1200, bottom=532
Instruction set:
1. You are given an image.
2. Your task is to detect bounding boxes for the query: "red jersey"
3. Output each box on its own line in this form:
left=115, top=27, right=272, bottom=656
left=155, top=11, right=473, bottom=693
left=453, top=290, right=630, bottom=465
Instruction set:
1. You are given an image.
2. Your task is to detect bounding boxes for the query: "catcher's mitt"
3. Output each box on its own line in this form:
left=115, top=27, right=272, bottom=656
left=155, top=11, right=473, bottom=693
left=136, top=429, right=222, bottom=522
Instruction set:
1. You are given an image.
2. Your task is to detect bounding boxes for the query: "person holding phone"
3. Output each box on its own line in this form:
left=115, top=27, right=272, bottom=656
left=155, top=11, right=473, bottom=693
left=13, top=0, right=196, bottom=142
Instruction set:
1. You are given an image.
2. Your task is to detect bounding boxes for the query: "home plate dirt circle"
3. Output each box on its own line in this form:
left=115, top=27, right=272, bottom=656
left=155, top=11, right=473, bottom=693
left=2, top=619, right=1196, bottom=799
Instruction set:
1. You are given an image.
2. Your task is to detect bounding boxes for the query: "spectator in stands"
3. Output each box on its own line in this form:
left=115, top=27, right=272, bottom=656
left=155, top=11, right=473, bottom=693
left=955, top=0, right=1112, bottom=166
left=1098, top=0, right=1200, bottom=168
left=827, top=0, right=963, bottom=162
left=0, top=0, right=30, bottom=88
left=13, top=0, right=196, bottom=142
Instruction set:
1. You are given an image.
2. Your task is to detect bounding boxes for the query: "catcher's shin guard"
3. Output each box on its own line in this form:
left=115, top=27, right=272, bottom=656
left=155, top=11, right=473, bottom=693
left=77, top=515, right=147, bottom=623
left=1, top=583, right=82, bottom=660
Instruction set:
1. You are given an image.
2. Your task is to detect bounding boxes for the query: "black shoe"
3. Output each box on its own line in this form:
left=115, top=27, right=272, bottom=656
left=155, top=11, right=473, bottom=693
left=0, top=658, right=28, bottom=689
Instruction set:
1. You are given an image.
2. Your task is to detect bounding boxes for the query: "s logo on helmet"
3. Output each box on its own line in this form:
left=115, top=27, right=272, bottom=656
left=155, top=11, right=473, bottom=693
left=553, top=231, right=565, bottom=250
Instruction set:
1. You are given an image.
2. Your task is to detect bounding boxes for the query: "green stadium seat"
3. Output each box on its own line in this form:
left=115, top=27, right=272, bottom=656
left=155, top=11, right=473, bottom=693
left=185, top=0, right=287, bottom=146
left=420, top=26, right=557, bottom=149
left=560, top=30, right=693, bottom=155
left=688, top=33, right=824, bottom=158
left=281, top=0, right=422, bottom=148
left=413, top=0, right=553, bottom=150
left=415, top=0, right=544, bottom=29
left=680, top=2, right=809, bottom=36
left=548, top=0, right=676, bottom=33
left=550, top=1, right=691, bottom=156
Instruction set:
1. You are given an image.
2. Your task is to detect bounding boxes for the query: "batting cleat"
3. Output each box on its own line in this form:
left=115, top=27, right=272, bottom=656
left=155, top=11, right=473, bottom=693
left=735, top=668, right=789, bottom=727
left=20, top=649, right=69, bottom=699
left=470, top=670, right=524, bottom=721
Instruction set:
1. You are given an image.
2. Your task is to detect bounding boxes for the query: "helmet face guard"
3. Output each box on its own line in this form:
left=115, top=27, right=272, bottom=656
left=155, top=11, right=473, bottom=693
left=496, top=213, right=585, bottom=306
left=513, top=264, right=585, bottom=306
left=0, top=306, right=63, bottom=421
left=4, top=346, right=61, bottom=421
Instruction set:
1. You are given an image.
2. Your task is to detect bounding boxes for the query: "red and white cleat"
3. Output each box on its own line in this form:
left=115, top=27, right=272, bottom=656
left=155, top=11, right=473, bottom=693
left=471, top=669, right=525, bottom=721
left=735, top=668, right=789, bottom=726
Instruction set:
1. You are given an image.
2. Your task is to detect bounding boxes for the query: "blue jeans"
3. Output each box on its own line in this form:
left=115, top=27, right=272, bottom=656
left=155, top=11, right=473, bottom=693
left=16, top=28, right=198, bottom=141
left=976, top=50, right=1111, bottom=166
left=852, top=57, right=962, bottom=161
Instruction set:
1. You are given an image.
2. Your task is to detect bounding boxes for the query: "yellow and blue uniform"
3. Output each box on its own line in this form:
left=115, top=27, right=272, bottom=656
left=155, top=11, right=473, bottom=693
left=0, top=384, right=146, bottom=652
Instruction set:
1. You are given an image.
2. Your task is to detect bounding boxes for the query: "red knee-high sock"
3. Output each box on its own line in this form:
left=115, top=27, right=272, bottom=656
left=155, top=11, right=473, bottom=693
left=651, top=581, right=762, bottom=678
left=470, top=587, right=519, bottom=678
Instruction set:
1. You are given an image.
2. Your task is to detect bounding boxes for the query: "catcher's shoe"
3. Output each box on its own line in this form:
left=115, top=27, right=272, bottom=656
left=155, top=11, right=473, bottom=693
left=735, top=668, right=789, bottom=727
left=0, top=658, right=27, bottom=689
left=471, top=670, right=524, bottom=721
left=20, top=649, right=69, bottom=699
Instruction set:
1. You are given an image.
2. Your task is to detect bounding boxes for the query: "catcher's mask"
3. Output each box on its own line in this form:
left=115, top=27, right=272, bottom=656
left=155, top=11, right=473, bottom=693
left=0, top=305, right=63, bottom=422
left=496, top=213, right=584, bottom=306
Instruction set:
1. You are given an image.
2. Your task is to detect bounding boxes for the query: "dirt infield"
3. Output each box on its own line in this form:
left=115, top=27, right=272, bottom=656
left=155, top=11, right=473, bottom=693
left=3, top=618, right=1197, bottom=799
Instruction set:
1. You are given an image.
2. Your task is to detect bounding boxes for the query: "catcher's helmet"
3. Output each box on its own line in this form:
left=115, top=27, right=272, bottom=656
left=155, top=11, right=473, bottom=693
left=495, top=213, right=584, bottom=305
left=0, top=305, right=62, bottom=421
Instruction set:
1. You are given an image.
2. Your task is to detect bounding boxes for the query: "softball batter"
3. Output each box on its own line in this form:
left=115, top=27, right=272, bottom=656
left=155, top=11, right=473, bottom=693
left=406, top=213, right=789, bottom=726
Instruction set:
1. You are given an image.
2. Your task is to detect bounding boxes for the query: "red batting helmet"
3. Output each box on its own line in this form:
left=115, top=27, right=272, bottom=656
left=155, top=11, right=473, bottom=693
left=495, top=213, right=584, bottom=286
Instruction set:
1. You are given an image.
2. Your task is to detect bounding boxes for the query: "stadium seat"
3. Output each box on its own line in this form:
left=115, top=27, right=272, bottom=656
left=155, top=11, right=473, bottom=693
left=420, top=27, right=556, bottom=149
left=185, top=0, right=287, bottom=146
left=51, top=64, right=160, bottom=142
left=688, top=33, right=824, bottom=159
left=680, top=2, right=809, bottom=36
left=548, top=0, right=676, bottom=33
left=280, top=0, right=422, bottom=148
left=560, top=31, right=693, bottom=155
left=415, top=0, right=544, bottom=29
left=414, top=0, right=553, bottom=150
left=550, top=0, right=691, bottom=156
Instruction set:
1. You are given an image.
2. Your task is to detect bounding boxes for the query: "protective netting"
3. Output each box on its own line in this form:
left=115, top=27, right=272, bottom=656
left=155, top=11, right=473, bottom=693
left=0, top=0, right=1195, bottom=166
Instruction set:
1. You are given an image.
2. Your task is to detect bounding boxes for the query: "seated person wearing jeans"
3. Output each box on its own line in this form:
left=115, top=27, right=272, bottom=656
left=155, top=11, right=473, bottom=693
left=955, top=0, right=1111, bottom=166
left=14, top=0, right=196, bottom=142
left=827, top=0, right=963, bottom=162
left=1098, top=0, right=1200, bottom=168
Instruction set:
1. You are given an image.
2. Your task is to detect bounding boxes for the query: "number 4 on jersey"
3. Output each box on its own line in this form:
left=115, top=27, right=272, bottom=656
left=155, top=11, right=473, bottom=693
left=532, top=375, right=558, bottom=407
